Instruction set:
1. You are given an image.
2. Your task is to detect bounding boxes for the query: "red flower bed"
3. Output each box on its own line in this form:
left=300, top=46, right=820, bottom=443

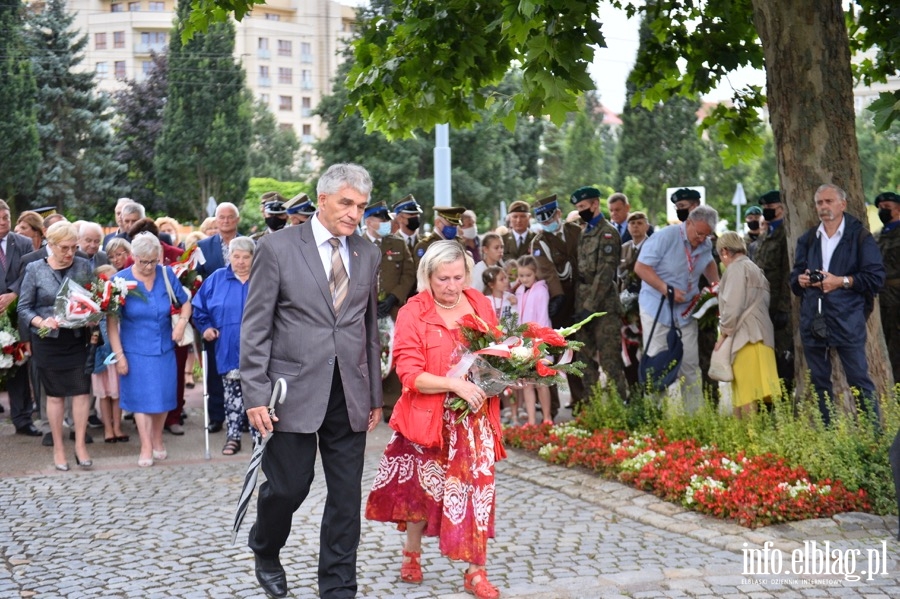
left=503, top=422, right=869, bottom=528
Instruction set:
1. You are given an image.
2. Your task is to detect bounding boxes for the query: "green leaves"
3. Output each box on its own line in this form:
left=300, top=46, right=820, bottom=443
left=867, top=91, right=900, bottom=133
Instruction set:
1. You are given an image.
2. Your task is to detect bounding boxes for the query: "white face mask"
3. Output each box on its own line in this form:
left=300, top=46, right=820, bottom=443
left=376, top=221, right=393, bottom=237
left=460, top=226, right=477, bottom=240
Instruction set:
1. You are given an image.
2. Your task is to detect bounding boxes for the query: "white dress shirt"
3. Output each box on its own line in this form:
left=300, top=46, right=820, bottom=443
left=817, top=215, right=846, bottom=272
left=311, top=214, right=350, bottom=277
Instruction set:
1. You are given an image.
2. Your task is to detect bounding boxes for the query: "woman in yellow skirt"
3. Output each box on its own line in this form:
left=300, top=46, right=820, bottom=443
left=715, top=232, right=782, bottom=417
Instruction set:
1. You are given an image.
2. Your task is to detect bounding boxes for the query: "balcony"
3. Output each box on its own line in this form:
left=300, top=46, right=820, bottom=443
left=134, top=41, right=167, bottom=54
left=258, top=76, right=271, bottom=87
left=300, top=80, right=313, bottom=90
left=257, top=48, right=270, bottom=59
left=300, top=53, right=313, bottom=64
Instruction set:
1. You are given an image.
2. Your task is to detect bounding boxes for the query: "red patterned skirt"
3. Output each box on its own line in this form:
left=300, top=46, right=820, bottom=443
left=365, top=406, right=498, bottom=565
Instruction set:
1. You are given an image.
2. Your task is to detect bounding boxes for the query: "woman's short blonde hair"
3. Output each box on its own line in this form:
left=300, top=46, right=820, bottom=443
left=716, top=231, right=747, bottom=255
left=416, top=240, right=474, bottom=292
left=45, top=221, right=78, bottom=245
left=155, top=216, right=181, bottom=244
left=105, top=237, right=132, bottom=256
left=183, top=231, right=207, bottom=247
left=200, top=217, right=217, bottom=235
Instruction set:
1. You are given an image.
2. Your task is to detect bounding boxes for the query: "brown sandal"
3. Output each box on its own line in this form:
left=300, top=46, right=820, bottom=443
left=222, top=439, right=241, bottom=455
left=399, top=549, right=423, bottom=583
left=464, top=569, right=500, bottom=599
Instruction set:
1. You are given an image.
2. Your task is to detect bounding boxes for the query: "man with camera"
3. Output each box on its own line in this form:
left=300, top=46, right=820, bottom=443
left=789, top=183, right=885, bottom=426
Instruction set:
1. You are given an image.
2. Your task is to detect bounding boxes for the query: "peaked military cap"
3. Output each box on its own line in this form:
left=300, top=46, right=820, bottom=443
left=364, top=201, right=392, bottom=220
left=532, top=194, right=559, bottom=222
left=758, top=190, right=782, bottom=205
left=570, top=186, right=601, bottom=205
left=391, top=194, right=423, bottom=215
left=434, top=206, right=465, bottom=226
left=283, top=193, right=315, bottom=216
left=670, top=188, right=701, bottom=204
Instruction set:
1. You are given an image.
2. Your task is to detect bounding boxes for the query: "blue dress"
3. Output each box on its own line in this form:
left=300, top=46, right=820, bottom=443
left=118, top=265, right=188, bottom=414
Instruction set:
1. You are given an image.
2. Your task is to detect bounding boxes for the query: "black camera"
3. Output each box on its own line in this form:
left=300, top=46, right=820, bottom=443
left=808, top=269, right=825, bottom=284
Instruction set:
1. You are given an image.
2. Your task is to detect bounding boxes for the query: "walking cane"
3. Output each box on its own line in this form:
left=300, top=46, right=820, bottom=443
left=201, top=348, right=211, bottom=460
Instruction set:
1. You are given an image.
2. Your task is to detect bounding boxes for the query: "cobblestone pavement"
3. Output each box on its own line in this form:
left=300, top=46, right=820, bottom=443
left=2, top=391, right=899, bottom=598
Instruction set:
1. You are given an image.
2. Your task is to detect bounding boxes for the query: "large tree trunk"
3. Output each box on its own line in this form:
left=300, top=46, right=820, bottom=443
left=751, top=0, right=892, bottom=408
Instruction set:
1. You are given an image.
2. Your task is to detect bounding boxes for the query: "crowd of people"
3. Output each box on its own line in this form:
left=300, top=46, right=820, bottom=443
left=3, top=166, right=897, bottom=598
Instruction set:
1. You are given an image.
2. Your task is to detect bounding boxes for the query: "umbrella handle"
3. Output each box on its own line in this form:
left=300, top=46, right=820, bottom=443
left=268, top=378, right=287, bottom=415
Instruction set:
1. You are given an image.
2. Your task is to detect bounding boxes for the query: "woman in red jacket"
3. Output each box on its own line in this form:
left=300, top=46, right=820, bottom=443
left=366, top=240, right=505, bottom=599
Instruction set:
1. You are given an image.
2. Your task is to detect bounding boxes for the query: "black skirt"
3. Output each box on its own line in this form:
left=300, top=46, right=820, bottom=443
left=32, top=328, right=92, bottom=397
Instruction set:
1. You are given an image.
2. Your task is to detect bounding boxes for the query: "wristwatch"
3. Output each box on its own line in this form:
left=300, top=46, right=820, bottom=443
left=842, top=276, right=851, bottom=289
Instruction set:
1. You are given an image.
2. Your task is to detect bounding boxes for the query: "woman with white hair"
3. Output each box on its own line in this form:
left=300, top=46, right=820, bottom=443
left=366, top=240, right=505, bottom=599
left=107, top=232, right=192, bottom=467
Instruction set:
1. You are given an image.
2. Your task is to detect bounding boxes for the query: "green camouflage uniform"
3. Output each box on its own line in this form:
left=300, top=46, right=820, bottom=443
left=878, top=224, right=900, bottom=383
left=752, top=222, right=794, bottom=388
left=574, top=217, right=626, bottom=402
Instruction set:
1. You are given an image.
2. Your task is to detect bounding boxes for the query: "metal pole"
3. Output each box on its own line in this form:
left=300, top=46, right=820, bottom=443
left=434, top=124, right=451, bottom=208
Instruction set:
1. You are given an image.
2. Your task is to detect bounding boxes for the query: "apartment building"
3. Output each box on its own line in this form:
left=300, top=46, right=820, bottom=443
left=69, top=0, right=357, bottom=144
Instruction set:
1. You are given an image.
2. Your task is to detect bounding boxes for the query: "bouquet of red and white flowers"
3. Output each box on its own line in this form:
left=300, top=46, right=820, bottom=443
left=446, top=312, right=604, bottom=422
left=40, top=275, right=140, bottom=337
left=0, top=305, right=29, bottom=382
left=681, top=281, right=719, bottom=330
left=170, top=244, right=204, bottom=299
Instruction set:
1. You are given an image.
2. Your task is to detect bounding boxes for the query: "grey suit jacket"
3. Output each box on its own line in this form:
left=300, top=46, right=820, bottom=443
left=240, top=220, right=383, bottom=433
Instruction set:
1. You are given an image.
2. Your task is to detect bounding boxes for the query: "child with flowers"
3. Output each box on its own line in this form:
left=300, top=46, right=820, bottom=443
left=481, top=265, right=521, bottom=425
left=514, top=255, right=553, bottom=425
left=90, top=265, right=128, bottom=444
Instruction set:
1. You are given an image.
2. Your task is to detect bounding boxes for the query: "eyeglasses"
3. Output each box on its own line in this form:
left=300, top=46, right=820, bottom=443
left=137, top=258, right=157, bottom=267
left=52, top=243, right=77, bottom=254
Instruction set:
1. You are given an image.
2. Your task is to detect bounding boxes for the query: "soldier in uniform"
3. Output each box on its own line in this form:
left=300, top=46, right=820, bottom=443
left=502, top=200, right=536, bottom=261
left=251, top=192, right=288, bottom=241
left=752, top=190, right=794, bottom=392
left=530, top=194, right=581, bottom=415
left=391, top=194, right=423, bottom=253
left=570, top=186, right=626, bottom=406
left=361, top=201, right=416, bottom=421
left=412, top=206, right=466, bottom=267
left=743, top=205, right=763, bottom=261
left=284, top=193, right=315, bottom=226
left=876, top=191, right=900, bottom=383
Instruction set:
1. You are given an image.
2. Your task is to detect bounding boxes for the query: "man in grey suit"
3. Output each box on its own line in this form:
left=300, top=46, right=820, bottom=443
left=240, top=163, right=383, bottom=599
left=0, top=200, right=44, bottom=436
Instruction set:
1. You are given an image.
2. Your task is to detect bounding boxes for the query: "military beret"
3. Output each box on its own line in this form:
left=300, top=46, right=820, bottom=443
left=758, top=190, right=782, bottom=205
left=508, top=200, right=531, bottom=213
left=670, top=188, right=701, bottom=204
left=570, top=186, right=601, bottom=205
left=283, top=192, right=315, bottom=216
left=874, top=192, right=900, bottom=208
left=391, top=194, right=423, bottom=215
left=532, top=195, right=559, bottom=222
left=260, top=191, right=287, bottom=206
left=435, top=206, right=465, bottom=226
left=745, top=206, right=763, bottom=217
left=364, top=201, right=391, bottom=220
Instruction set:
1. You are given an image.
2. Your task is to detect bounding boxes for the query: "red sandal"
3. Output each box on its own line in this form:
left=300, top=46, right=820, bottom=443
left=464, top=569, right=500, bottom=599
left=399, top=550, right=422, bottom=584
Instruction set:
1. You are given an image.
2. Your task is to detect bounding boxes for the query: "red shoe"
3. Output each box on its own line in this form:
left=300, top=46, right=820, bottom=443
left=464, top=569, right=500, bottom=599
left=400, top=550, right=422, bottom=584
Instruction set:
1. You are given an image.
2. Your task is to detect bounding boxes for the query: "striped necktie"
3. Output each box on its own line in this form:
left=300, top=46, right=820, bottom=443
left=328, top=237, right=348, bottom=313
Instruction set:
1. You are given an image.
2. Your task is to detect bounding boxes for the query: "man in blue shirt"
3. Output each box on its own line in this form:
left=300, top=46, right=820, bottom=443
left=634, top=205, right=720, bottom=413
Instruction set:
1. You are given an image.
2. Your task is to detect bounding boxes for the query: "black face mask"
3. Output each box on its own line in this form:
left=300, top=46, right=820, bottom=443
left=265, top=216, right=287, bottom=231
left=878, top=208, right=893, bottom=225
left=746, top=220, right=760, bottom=231
left=762, top=207, right=778, bottom=221
left=676, top=208, right=690, bottom=222
left=578, top=209, right=595, bottom=224
left=406, top=216, right=420, bottom=231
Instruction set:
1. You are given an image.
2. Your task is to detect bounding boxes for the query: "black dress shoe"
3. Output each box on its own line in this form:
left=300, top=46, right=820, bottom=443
left=254, top=554, right=287, bottom=598
left=68, top=431, right=94, bottom=443
left=15, top=423, right=42, bottom=437
left=207, top=421, right=223, bottom=433
left=42, top=432, right=53, bottom=446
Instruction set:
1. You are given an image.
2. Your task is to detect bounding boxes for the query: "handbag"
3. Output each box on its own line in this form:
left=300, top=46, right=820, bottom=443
left=388, top=390, right=444, bottom=448
left=162, top=267, right=195, bottom=348
left=638, top=287, right=683, bottom=393
left=708, top=292, right=763, bottom=382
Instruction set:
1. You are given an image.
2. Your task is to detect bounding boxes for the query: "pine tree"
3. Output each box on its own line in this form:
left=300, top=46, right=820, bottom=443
left=114, top=52, right=168, bottom=213
left=0, top=0, right=40, bottom=210
left=154, top=0, right=251, bottom=221
left=25, top=0, right=125, bottom=216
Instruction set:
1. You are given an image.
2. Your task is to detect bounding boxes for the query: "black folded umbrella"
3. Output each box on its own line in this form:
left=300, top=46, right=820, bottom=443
left=231, top=378, right=286, bottom=545
left=889, top=428, right=900, bottom=541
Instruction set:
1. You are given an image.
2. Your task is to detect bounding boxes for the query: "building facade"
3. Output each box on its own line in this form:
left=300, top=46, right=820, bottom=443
left=69, top=0, right=356, bottom=145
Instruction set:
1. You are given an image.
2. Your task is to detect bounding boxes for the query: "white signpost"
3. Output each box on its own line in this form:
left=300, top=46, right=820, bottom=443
left=732, top=183, right=747, bottom=232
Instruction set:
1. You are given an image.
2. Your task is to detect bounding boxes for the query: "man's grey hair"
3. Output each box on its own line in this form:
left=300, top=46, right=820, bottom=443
left=416, top=240, right=474, bottom=292
left=78, top=221, right=103, bottom=238
left=121, top=202, right=145, bottom=219
left=116, top=197, right=134, bottom=208
left=131, top=231, right=161, bottom=259
left=316, top=163, right=373, bottom=199
left=687, top=204, right=718, bottom=231
left=229, top=236, right=256, bottom=256
left=216, top=202, right=240, bottom=218
left=815, top=183, right=847, bottom=202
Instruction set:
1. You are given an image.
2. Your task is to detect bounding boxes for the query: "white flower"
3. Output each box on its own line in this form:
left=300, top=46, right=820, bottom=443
left=510, top=346, right=532, bottom=362
left=0, top=354, right=12, bottom=369
left=0, top=330, right=15, bottom=348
